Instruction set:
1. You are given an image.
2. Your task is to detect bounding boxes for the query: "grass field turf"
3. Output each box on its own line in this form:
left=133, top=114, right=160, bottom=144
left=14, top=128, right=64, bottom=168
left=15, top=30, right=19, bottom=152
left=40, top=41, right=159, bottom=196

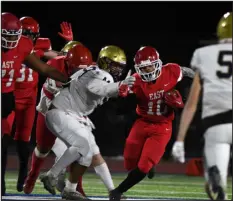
left=4, top=171, right=232, bottom=200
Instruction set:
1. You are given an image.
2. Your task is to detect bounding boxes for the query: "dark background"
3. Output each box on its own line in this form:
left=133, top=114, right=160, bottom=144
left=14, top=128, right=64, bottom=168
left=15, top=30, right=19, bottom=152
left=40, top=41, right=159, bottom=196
left=2, top=1, right=232, bottom=158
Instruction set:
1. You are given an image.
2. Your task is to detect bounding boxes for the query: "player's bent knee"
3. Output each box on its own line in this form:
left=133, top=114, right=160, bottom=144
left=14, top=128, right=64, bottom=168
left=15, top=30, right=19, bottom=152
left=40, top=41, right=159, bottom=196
left=138, top=160, right=154, bottom=174
left=79, top=146, right=99, bottom=167
left=2, top=118, right=11, bottom=135
left=72, top=137, right=90, bottom=157
left=79, top=154, right=92, bottom=167
left=124, top=158, right=138, bottom=171
left=91, top=153, right=104, bottom=167
left=14, top=131, right=31, bottom=142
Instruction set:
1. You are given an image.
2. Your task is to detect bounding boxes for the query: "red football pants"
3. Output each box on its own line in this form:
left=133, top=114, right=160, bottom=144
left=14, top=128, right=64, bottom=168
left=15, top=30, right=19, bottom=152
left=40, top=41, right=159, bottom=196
left=124, top=118, right=172, bottom=173
left=7, top=102, right=36, bottom=142
left=36, top=112, right=56, bottom=150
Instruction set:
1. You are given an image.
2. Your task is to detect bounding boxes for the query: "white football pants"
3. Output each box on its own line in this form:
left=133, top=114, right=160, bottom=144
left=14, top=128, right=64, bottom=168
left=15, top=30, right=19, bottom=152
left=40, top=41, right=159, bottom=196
left=204, top=123, right=232, bottom=188
left=47, top=109, right=100, bottom=167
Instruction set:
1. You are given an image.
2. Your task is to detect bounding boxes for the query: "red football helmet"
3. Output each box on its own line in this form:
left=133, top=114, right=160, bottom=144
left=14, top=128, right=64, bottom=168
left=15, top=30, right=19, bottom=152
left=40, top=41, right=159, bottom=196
left=1, top=12, right=22, bottom=49
left=65, top=44, right=93, bottom=76
left=20, top=16, right=40, bottom=42
left=134, top=46, right=162, bottom=82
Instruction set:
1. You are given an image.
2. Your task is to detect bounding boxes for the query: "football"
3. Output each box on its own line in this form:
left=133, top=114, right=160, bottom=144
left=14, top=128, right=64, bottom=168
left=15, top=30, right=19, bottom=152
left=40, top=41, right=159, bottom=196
left=164, top=89, right=184, bottom=109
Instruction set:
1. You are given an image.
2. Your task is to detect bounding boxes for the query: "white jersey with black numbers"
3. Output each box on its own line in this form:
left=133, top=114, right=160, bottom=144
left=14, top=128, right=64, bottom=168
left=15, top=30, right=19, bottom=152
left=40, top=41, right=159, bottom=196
left=52, top=65, right=119, bottom=117
left=191, top=42, right=232, bottom=119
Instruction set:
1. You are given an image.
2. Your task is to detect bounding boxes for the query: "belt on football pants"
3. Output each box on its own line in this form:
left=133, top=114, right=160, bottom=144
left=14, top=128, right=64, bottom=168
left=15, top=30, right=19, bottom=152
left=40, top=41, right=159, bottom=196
left=201, top=109, right=232, bottom=135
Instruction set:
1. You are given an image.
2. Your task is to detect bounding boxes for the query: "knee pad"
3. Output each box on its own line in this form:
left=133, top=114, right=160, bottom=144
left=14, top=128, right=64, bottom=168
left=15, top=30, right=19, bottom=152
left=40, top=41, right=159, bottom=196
left=72, top=136, right=90, bottom=157
left=79, top=150, right=93, bottom=167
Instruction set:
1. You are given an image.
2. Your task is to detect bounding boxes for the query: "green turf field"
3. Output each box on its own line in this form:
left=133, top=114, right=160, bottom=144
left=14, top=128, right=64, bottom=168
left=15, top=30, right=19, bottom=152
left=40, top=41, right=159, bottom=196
left=5, top=171, right=232, bottom=200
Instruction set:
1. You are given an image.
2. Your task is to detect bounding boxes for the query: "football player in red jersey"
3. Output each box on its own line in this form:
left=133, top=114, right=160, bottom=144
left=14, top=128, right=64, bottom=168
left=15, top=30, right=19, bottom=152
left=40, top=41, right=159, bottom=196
left=6, top=16, right=74, bottom=192
left=1, top=12, right=69, bottom=195
left=110, top=46, right=194, bottom=200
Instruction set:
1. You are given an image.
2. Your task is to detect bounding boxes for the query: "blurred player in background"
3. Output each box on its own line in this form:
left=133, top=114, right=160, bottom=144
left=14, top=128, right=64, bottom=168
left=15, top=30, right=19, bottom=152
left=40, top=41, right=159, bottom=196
left=1, top=12, right=68, bottom=195
left=172, top=12, right=232, bottom=200
left=109, top=46, right=194, bottom=200
left=6, top=16, right=74, bottom=192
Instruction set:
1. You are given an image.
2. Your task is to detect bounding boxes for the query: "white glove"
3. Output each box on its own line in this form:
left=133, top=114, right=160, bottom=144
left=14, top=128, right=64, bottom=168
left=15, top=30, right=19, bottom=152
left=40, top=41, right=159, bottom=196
left=120, top=70, right=135, bottom=88
left=172, top=141, right=185, bottom=163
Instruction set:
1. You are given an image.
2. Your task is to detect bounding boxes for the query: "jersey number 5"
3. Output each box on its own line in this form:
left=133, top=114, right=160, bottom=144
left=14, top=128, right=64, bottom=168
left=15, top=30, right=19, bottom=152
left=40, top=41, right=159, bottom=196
left=217, top=50, right=232, bottom=79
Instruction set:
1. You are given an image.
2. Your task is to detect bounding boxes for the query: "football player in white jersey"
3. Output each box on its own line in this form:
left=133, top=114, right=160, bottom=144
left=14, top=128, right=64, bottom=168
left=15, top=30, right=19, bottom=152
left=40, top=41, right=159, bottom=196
left=52, top=45, right=129, bottom=198
left=172, top=12, right=232, bottom=200
left=39, top=45, right=134, bottom=199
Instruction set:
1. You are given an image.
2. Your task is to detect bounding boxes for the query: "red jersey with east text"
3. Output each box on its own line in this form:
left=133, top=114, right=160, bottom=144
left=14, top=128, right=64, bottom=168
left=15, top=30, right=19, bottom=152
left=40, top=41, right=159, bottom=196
left=1, top=36, right=33, bottom=93
left=131, top=63, right=183, bottom=123
left=14, top=37, right=52, bottom=103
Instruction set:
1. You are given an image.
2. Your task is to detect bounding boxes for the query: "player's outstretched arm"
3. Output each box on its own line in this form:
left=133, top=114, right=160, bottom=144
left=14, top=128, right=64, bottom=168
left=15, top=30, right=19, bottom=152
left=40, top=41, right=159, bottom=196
left=24, top=53, right=68, bottom=83
left=43, top=50, right=60, bottom=60
left=172, top=72, right=201, bottom=163
left=176, top=72, right=201, bottom=141
left=87, top=70, right=135, bottom=98
left=87, top=78, right=120, bottom=98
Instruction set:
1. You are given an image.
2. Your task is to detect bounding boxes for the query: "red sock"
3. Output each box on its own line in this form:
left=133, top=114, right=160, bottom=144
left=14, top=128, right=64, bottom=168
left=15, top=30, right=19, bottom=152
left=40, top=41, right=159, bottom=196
left=76, top=176, right=86, bottom=196
left=28, top=150, right=46, bottom=178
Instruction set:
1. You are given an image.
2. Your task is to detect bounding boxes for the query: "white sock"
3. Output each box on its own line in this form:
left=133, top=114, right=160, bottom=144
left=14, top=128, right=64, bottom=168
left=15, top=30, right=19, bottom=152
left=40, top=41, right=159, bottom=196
left=65, top=179, right=77, bottom=192
left=94, top=162, right=114, bottom=191
left=48, top=146, right=81, bottom=178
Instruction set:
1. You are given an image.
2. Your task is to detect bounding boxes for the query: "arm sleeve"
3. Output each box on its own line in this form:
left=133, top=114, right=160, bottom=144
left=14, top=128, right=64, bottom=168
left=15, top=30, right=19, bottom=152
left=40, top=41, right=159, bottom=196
left=180, top=67, right=195, bottom=78
left=87, top=78, right=120, bottom=98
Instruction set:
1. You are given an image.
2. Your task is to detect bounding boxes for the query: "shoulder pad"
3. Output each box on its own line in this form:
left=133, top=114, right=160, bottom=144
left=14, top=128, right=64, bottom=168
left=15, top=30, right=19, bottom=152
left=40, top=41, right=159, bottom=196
left=18, top=35, right=34, bottom=57
left=34, top=38, right=52, bottom=51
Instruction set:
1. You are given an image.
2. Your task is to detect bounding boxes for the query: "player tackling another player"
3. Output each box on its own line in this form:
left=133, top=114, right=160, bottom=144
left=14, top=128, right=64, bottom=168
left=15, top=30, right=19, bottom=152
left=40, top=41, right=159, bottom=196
left=172, top=12, right=232, bottom=200
left=2, top=9, right=229, bottom=201
left=23, top=45, right=127, bottom=200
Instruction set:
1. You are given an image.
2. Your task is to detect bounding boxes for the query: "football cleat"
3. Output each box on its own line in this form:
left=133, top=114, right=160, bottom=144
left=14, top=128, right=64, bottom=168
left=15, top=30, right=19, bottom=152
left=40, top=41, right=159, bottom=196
left=61, top=187, right=90, bottom=200
left=56, top=171, right=66, bottom=193
left=109, top=189, right=122, bottom=200
left=147, top=166, right=156, bottom=179
left=39, top=172, right=57, bottom=195
left=205, top=166, right=226, bottom=200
